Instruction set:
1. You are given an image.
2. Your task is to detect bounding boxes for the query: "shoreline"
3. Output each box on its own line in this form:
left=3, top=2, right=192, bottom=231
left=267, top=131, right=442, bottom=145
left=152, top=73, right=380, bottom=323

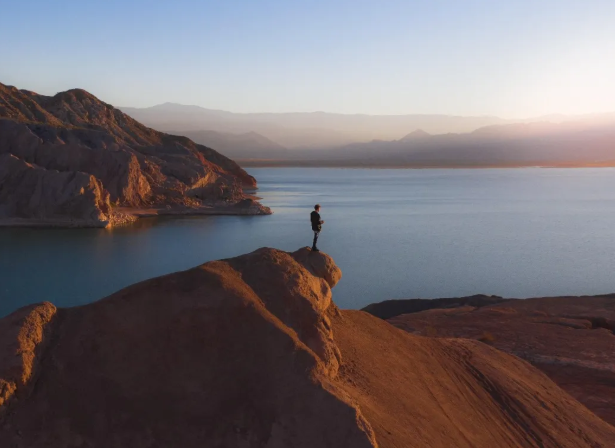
left=0, top=218, right=109, bottom=229
left=117, top=203, right=272, bottom=218
left=0, top=202, right=272, bottom=229
left=238, top=160, right=615, bottom=169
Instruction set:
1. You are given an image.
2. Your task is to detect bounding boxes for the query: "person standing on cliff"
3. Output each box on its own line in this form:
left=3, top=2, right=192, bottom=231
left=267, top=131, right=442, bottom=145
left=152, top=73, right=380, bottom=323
left=310, top=204, right=324, bottom=252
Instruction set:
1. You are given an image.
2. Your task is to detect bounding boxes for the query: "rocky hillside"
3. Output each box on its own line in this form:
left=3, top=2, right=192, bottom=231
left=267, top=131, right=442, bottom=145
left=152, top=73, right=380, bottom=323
left=366, top=295, right=615, bottom=427
left=0, top=83, right=269, bottom=227
left=1, top=248, right=613, bottom=447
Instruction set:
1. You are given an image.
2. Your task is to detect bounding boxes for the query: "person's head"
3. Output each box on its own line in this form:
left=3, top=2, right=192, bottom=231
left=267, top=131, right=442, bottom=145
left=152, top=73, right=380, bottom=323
left=314, top=204, right=321, bottom=211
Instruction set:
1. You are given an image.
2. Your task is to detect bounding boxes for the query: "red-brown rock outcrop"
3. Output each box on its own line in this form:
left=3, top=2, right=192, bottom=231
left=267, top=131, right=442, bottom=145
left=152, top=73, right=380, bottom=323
left=376, top=295, right=615, bottom=427
left=0, top=83, right=270, bottom=227
left=1, top=249, right=614, bottom=447
left=0, top=153, right=135, bottom=227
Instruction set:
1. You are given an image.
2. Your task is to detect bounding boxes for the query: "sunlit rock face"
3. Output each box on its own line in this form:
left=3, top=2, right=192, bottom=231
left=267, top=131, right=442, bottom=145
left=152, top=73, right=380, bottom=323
left=0, top=83, right=270, bottom=227
left=1, top=248, right=614, bottom=447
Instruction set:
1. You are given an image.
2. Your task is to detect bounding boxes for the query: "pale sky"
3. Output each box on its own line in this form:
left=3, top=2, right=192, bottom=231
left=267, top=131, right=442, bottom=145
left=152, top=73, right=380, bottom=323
left=2, top=0, right=615, bottom=118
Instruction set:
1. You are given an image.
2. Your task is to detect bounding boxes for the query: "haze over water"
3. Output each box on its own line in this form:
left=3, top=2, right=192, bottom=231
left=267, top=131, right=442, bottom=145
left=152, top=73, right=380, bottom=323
left=2, top=167, right=615, bottom=318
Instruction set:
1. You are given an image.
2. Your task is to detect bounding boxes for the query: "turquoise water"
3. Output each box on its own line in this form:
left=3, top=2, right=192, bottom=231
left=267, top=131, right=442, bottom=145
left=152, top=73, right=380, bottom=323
left=2, top=167, right=615, bottom=317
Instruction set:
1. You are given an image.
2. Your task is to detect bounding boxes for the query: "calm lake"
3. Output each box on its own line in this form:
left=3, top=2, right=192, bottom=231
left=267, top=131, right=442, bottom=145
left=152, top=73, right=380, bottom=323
left=2, top=167, right=615, bottom=317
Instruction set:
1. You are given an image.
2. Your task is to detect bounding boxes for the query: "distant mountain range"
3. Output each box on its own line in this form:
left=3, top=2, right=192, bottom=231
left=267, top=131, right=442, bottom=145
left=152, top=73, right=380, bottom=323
left=120, top=103, right=510, bottom=149
left=171, top=129, right=289, bottom=160
left=313, top=120, right=615, bottom=167
left=121, top=103, right=615, bottom=167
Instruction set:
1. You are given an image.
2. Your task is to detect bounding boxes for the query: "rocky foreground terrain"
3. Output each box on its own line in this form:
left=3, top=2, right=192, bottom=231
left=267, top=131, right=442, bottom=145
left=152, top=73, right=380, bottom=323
left=1, top=249, right=614, bottom=447
left=0, top=83, right=270, bottom=227
left=364, top=294, right=615, bottom=427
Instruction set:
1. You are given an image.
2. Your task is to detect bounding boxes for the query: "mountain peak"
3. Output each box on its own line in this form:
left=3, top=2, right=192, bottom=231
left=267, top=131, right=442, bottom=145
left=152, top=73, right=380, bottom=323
left=400, top=129, right=431, bottom=141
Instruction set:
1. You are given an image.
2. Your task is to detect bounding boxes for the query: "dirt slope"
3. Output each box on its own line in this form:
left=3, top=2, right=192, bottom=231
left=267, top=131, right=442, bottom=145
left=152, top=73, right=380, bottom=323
left=381, top=295, right=615, bottom=427
left=0, top=249, right=613, bottom=447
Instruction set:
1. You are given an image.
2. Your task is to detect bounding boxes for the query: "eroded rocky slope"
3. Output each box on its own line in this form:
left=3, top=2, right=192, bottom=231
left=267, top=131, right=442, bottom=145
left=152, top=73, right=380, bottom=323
left=1, top=248, right=614, bottom=447
left=0, top=83, right=270, bottom=227
left=371, top=295, right=615, bottom=427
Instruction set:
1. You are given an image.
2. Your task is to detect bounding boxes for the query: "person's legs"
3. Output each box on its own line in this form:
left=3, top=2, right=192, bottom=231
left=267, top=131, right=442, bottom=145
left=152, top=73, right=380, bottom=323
left=312, top=231, right=320, bottom=251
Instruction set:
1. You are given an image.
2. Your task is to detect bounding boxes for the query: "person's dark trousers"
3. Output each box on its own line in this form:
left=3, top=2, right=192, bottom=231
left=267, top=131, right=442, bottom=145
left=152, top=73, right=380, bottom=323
left=312, top=231, right=320, bottom=251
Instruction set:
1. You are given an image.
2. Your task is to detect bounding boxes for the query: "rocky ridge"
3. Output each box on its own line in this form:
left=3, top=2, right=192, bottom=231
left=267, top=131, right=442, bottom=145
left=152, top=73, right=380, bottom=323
left=1, top=248, right=614, bottom=447
left=0, top=83, right=270, bottom=227
left=367, top=295, right=615, bottom=427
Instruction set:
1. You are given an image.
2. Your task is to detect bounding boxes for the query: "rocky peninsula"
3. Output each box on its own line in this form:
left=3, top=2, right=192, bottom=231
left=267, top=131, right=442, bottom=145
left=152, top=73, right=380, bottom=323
left=1, top=248, right=613, bottom=447
left=0, top=83, right=270, bottom=228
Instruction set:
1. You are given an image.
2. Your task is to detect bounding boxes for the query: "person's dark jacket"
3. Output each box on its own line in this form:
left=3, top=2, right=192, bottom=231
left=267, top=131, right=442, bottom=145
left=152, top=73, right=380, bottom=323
left=310, top=211, right=322, bottom=232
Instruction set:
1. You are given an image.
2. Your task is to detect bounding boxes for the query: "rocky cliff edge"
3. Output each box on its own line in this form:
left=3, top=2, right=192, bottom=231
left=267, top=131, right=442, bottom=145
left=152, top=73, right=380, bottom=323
left=0, top=248, right=613, bottom=447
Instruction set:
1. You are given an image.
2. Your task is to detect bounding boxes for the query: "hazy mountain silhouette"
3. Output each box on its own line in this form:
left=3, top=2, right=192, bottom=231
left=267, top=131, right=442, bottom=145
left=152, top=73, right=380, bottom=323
left=399, top=129, right=431, bottom=141
left=121, top=103, right=510, bottom=149
left=121, top=103, right=615, bottom=166
left=299, top=119, right=615, bottom=167
left=173, top=129, right=289, bottom=160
